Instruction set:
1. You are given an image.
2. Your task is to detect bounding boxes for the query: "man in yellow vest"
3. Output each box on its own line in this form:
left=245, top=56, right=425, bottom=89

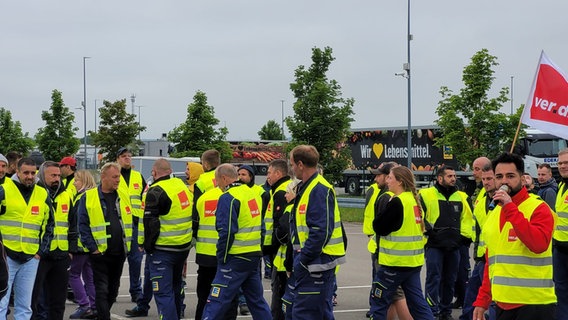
left=473, top=152, right=556, bottom=320
left=0, top=154, right=8, bottom=300
left=454, top=157, right=491, bottom=310
left=419, top=165, right=473, bottom=320
left=32, top=161, right=74, bottom=319
left=202, top=164, right=271, bottom=319
left=0, top=153, right=8, bottom=185
left=460, top=163, right=497, bottom=320
left=194, top=178, right=224, bottom=320
left=553, top=148, right=568, bottom=319
left=142, top=159, right=193, bottom=320
left=192, top=149, right=220, bottom=240
left=116, top=147, right=146, bottom=303
left=265, top=159, right=291, bottom=320
left=59, top=156, right=78, bottom=198
left=78, top=162, right=134, bottom=320
left=0, top=157, right=54, bottom=319
left=288, top=145, right=346, bottom=320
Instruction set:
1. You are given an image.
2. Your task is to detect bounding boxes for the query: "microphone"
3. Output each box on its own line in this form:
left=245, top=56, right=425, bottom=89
left=488, top=185, right=510, bottom=210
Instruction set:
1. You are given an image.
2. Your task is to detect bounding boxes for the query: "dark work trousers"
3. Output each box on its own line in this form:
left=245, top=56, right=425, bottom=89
left=128, top=221, right=143, bottom=300
left=195, top=264, right=237, bottom=320
left=90, top=253, right=126, bottom=320
left=454, top=244, right=471, bottom=307
left=495, top=303, right=556, bottom=320
left=271, top=269, right=287, bottom=320
left=148, top=250, right=189, bottom=320
left=31, top=256, right=71, bottom=320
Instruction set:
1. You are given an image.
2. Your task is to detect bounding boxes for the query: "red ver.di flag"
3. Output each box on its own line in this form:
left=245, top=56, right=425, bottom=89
left=520, top=51, right=568, bottom=140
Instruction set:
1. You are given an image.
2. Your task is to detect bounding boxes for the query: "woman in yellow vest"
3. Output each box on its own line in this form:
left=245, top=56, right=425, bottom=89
left=369, top=166, right=433, bottom=320
left=68, top=170, right=97, bottom=319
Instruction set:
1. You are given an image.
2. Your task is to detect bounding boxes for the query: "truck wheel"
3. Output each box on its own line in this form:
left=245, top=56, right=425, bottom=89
left=346, top=177, right=361, bottom=196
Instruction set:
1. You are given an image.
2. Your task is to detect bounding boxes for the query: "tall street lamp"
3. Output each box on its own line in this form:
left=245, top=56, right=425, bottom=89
left=280, top=100, right=285, bottom=140
left=82, top=56, right=90, bottom=169
left=94, top=99, right=99, bottom=168
left=135, top=105, right=145, bottom=141
left=405, top=0, right=412, bottom=169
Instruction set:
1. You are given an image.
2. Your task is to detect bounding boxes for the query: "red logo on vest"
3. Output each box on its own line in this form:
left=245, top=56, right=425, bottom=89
left=413, top=206, right=422, bottom=224
left=508, top=228, right=517, bottom=242
left=178, top=191, right=190, bottom=209
left=249, top=199, right=260, bottom=218
left=125, top=206, right=132, bottom=215
left=61, top=204, right=69, bottom=214
left=133, top=183, right=140, bottom=190
left=31, top=206, right=39, bottom=215
left=564, top=194, right=568, bottom=204
left=299, top=204, right=307, bottom=215
left=204, top=200, right=218, bottom=217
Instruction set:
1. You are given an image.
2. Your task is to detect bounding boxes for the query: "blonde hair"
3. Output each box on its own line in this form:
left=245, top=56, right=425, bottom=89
left=75, top=170, right=97, bottom=192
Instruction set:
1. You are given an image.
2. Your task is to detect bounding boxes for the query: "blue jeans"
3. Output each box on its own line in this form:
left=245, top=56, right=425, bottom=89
left=0, top=257, right=40, bottom=320
left=369, top=265, right=433, bottom=320
left=554, top=247, right=568, bottom=320
left=425, top=247, right=459, bottom=316
left=128, top=223, right=143, bottom=299
left=202, top=255, right=271, bottom=320
left=149, top=250, right=188, bottom=320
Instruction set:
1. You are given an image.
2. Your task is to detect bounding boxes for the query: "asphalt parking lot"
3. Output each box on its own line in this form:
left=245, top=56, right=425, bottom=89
left=16, top=222, right=465, bottom=320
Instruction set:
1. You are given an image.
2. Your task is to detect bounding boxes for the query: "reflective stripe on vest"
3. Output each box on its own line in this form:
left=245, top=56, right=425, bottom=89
left=265, top=180, right=290, bottom=246
left=484, top=194, right=556, bottom=304
left=366, top=190, right=394, bottom=254
left=554, top=182, right=568, bottom=241
left=119, top=170, right=144, bottom=218
left=151, top=178, right=193, bottom=247
left=50, top=191, right=72, bottom=251
left=84, top=188, right=133, bottom=253
left=472, top=194, right=500, bottom=259
left=0, top=182, right=49, bottom=254
left=363, top=184, right=380, bottom=236
left=293, top=174, right=345, bottom=263
left=226, top=185, right=263, bottom=256
left=196, top=187, right=223, bottom=256
left=378, top=191, right=425, bottom=267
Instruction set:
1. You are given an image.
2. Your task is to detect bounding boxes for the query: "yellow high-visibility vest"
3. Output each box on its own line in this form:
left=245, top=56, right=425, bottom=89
left=0, top=182, right=50, bottom=254
left=84, top=188, right=133, bottom=253
left=378, top=191, right=425, bottom=267
left=151, top=178, right=193, bottom=247
left=484, top=194, right=556, bottom=304
left=196, top=187, right=223, bottom=256
left=119, top=170, right=144, bottom=218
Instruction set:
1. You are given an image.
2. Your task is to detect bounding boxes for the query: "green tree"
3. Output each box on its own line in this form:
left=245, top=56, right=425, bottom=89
left=258, top=120, right=284, bottom=140
left=168, top=91, right=232, bottom=162
left=91, top=99, right=146, bottom=163
left=286, top=46, right=354, bottom=183
left=35, top=89, right=80, bottom=161
left=0, top=107, right=34, bottom=155
left=435, top=48, right=522, bottom=167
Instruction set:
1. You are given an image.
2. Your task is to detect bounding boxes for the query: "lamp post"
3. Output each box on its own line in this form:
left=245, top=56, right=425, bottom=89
left=135, top=105, right=145, bottom=141
left=280, top=100, right=285, bottom=140
left=82, top=56, right=90, bottom=169
left=510, top=76, right=514, bottom=115
left=405, top=0, right=412, bottom=169
left=94, top=99, right=98, bottom=168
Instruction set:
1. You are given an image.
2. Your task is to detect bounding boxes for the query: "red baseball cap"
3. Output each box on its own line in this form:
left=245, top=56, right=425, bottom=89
left=60, top=156, right=77, bottom=166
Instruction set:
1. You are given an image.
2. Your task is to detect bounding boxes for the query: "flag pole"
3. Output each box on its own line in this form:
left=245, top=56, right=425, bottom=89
left=510, top=107, right=524, bottom=153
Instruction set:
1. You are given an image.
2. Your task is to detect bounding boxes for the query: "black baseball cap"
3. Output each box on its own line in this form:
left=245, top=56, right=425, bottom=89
left=117, top=147, right=130, bottom=158
left=370, top=162, right=397, bottom=175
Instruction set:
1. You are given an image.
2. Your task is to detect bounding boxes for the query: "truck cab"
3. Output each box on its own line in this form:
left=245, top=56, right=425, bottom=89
left=518, top=129, right=568, bottom=180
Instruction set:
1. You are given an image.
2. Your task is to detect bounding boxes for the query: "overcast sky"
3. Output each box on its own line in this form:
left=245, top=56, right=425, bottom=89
left=2, top=1, right=568, bottom=142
